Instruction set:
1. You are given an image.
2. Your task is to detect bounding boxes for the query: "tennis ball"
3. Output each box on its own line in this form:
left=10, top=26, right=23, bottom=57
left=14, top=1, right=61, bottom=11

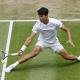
left=1, top=60, right=5, bottom=64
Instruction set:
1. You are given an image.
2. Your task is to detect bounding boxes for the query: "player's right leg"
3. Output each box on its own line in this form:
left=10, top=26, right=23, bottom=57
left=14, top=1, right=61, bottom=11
left=19, top=45, right=42, bottom=64
left=6, top=45, right=42, bottom=72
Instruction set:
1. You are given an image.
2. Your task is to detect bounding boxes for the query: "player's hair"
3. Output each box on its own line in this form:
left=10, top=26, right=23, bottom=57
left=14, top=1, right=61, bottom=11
left=37, top=7, right=49, bottom=16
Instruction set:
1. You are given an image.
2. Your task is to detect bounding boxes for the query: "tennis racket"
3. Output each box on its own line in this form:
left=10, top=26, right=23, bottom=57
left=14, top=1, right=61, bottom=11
left=0, top=49, right=18, bottom=63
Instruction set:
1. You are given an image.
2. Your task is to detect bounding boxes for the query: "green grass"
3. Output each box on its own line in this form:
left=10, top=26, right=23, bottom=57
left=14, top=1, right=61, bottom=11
left=4, top=21, right=80, bottom=80
left=0, top=22, right=9, bottom=49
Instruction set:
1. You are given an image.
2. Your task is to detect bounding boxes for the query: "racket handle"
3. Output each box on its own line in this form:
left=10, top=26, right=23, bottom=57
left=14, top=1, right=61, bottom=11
left=10, top=53, right=18, bottom=56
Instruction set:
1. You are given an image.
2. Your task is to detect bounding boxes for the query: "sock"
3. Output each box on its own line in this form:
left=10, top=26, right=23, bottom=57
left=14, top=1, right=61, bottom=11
left=77, top=56, right=80, bottom=61
left=12, top=61, right=19, bottom=68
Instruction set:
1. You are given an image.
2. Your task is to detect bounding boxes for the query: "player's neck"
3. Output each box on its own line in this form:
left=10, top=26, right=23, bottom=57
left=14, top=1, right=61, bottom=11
left=42, top=18, right=49, bottom=24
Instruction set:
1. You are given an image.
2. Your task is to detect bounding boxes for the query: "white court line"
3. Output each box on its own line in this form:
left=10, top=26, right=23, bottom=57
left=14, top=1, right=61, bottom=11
left=1, top=21, right=13, bottom=80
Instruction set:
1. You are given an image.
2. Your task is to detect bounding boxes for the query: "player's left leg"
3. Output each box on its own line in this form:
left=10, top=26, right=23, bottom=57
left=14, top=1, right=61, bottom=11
left=58, top=48, right=78, bottom=61
left=51, top=42, right=80, bottom=61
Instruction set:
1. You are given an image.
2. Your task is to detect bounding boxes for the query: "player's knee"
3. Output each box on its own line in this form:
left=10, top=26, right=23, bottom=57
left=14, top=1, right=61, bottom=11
left=62, top=55, right=69, bottom=59
left=32, top=46, right=41, bottom=55
left=61, top=54, right=74, bottom=60
left=59, top=49, right=71, bottom=60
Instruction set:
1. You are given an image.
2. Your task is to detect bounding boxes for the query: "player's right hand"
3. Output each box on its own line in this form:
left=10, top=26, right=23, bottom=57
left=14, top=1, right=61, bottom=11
left=17, top=50, right=23, bottom=56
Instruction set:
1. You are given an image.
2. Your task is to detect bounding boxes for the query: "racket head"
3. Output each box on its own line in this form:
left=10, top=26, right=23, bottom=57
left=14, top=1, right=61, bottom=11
left=1, top=59, right=5, bottom=64
left=0, top=49, right=6, bottom=61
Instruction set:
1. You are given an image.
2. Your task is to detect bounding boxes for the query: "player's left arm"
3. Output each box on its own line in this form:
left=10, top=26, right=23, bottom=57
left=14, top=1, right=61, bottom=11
left=60, top=25, right=75, bottom=47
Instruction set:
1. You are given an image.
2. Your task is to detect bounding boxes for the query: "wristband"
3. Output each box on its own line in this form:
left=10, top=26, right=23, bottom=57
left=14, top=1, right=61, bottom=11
left=20, top=45, right=27, bottom=51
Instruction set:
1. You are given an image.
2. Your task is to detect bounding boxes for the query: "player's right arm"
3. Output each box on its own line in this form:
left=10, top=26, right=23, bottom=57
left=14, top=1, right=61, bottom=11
left=18, top=21, right=39, bottom=56
left=24, top=32, right=36, bottom=46
left=17, top=32, right=36, bottom=56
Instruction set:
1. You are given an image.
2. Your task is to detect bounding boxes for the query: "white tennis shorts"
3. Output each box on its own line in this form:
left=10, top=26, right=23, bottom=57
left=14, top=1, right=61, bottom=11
left=35, top=40, right=64, bottom=53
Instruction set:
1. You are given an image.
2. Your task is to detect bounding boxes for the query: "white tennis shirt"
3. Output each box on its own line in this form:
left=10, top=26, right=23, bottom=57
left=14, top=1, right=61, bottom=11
left=32, top=18, right=63, bottom=44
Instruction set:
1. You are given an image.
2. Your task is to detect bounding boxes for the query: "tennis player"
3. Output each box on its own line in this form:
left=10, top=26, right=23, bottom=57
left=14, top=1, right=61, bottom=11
left=6, top=7, right=80, bottom=72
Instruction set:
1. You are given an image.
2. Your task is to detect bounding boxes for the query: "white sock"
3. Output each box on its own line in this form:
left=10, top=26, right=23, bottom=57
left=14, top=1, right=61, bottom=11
left=12, top=61, right=19, bottom=68
left=77, top=56, right=80, bottom=61
left=6, top=61, right=19, bottom=72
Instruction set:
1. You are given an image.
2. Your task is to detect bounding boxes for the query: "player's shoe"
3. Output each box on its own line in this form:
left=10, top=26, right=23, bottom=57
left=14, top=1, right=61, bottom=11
left=6, top=65, right=15, bottom=72
left=77, top=56, right=80, bottom=61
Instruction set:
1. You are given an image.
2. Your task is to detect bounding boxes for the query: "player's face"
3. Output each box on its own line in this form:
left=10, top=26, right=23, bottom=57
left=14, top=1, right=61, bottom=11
left=38, top=15, right=48, bottom=24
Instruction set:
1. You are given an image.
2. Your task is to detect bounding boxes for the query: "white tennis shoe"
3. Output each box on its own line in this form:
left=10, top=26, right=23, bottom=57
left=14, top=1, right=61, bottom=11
left=6, top=65, right=15, bottom=72
left=77, top=56, right=80, bottom=61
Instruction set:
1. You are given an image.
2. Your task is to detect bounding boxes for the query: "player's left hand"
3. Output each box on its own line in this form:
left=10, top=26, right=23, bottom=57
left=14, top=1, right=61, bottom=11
left=66, top=40, right=75, bottom=47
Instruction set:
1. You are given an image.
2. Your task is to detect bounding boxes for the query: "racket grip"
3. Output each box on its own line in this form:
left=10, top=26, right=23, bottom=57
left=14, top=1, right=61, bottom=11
left=10, top=53, right=18, bottom=56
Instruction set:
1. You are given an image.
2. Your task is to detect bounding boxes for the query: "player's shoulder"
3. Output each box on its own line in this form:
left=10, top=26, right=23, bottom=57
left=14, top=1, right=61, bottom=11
left=33, top=20, right=42, bottom=29
left=49, top=18, right=62, bottom=23
left=36, top=20, right=41, bottom=24
left=33, top=20, right=40, bottom=26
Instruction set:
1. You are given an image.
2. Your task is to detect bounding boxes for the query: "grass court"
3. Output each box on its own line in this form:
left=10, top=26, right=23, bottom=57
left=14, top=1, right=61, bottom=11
left=0, top=21, right=80, bottom=80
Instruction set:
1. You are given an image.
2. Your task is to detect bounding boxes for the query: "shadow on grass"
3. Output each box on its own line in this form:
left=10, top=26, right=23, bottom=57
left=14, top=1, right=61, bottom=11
left=13, top=61, right=80, bottom=72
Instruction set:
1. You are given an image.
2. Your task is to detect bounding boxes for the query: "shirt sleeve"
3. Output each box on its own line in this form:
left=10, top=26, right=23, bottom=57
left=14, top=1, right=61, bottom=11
left=55, top=20, right=63, bottom=29
left=32, top=21, right=40, bottom=33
